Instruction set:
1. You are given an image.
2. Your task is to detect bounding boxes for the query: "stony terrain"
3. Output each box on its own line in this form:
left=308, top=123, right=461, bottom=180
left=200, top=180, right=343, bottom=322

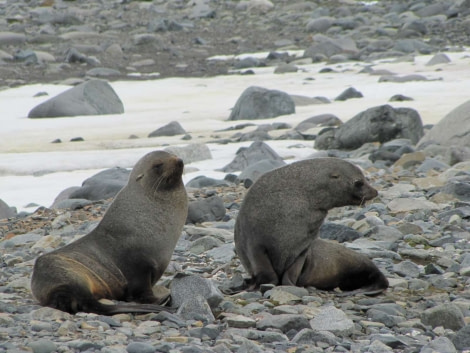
left=1, top=0, right=470, bottom=353
left=1, top=0, right=470, bottom=87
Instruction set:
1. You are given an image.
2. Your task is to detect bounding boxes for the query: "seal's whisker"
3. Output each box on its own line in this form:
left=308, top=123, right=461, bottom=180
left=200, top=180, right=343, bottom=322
left=153, top=175, right=165, bottom=197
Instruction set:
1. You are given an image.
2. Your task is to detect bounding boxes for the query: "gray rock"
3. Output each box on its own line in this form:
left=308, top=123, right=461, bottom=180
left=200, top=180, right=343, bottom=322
left=310, top=306, right=355, bottom=336
left=187, top=196, right=226, bottom=224
left=149, top=121, right=186, bottom=138
left=426, top=53, right=451, bottom=66
left=28, top=80, right=124, bottom=118
left=393, top=39, right=434, bottom=54
left=189, top=236, right=223, bottom=255
left=256, top=313, right=310, bottom=333
left=446, top=146, right=470, bottom=165
left=304, top=36, right=358, bottom=60
left=418, top=99, right=470, bottom=148
left=292, top=328, right=339, bottom=345
left=206, top=243, right=235, bottom=263
left=27, top=339, right=57, bottom=353
left=389, top=94, right=414, bottom=102
left=170, top=273, right=223, bottom=309
left=315, top=105, right=424, bottom=150
left=228, top=86, right=295, bottom=121
left=176, top=294, right=215, bottom=322
left=225, top=328, right=288, bottom=343
left=335, top=87, right=363, bottom=101
left=421, top=337, right=457, bottom=353
left=367, top=340, right=394, bottom=353
left=186, top=176, right=230, bottom=188
left=226, top=315, right=256, bottom=328
left=393, top=260, right=421, bottom=278
left=236, top=159, right=285, bottom=186
left=319, top=223, right=362, bottom=243
left=306, top=17, right=335, bottom=33
left=421, top=304, right=465, bottom=331
left=441, top=176, right=470, bottom=202
left=165, top=144, right=212, bottom=164
left=0, top=230, right=43, bottom=248
left=219, top=141, right=284, bottom=173
left=274, top=63, right=298, bottom=74
left=379, top=74, right=432, bottom=83
left=51, top=198, right=93, bottom=210
left=367, top=309, right=405, bottom=327
left=234, top=56, right=261, bottom=69
left=237, top=130, right=272, bottom=142
left=0, top=199, right=16, bottom=219
left=295, top=114, right=341, bottom=132
left=86, top=67, right=121, bottom=77
left=0, top=32, right=26, bottom=45
left=68, top=167, right=130, bottom=201
left=453, top=324, right=470, bottom=350
left=290, top=95, right=330, bottom=106
left=126, top=342, right=156, bottom=353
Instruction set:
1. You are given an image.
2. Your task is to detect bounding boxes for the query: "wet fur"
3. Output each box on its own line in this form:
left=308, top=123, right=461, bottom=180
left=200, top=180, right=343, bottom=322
left=234, top=157, right=388, bottom=294
left=31, top=151, right=188, bottom=314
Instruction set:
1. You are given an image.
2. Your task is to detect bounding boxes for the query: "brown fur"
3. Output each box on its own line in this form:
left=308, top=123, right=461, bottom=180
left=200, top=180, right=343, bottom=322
left=234, top=157, right=388, bottom=294
left=31, top=151, right=188, bottom=314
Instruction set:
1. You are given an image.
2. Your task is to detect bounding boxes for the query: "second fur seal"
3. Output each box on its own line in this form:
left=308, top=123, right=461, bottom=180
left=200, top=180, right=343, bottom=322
left=234, top=157, right=388, bottom=294
left=31, top=150, right=188, bottom=315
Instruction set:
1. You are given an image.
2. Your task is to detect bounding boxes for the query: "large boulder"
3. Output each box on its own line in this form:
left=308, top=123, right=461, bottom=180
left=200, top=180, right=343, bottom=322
left=236, top=159, right=286, bottom=187
left=228, top=86, right=295, bottom=121
left=148, top=121, right=186, bottom=138
left=315, top=105, right=424, bottom=151
left=0, top=199, right=16, bottom=219
left=67, top=167, right=130, bottom=201
left=28, top=80, right=124, bottom=118
left=418, top=99, right=470, bottom=148
left=165, top=143, right=212, bottom=164
left=219, top=141, right=284, bottom=173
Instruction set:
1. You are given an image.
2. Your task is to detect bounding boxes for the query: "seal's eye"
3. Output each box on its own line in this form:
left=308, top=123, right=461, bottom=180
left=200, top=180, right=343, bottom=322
left=153, top=162, right=163, bottom=172
left=354, top=180, right=364, bottom=188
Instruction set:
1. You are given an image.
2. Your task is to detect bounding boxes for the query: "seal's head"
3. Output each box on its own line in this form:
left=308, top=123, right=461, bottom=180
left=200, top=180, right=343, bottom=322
left=132, top=151, right=184, bottom=192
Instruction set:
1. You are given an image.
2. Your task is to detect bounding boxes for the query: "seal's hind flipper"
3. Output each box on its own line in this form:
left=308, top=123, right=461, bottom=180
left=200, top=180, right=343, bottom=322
left=91, top=301, right=176, bottom=315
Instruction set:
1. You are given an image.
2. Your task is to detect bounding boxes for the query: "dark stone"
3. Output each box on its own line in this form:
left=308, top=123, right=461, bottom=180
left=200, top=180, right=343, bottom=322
left=453, top=324, right=470, bottom=350
left=219, top=141, right=284, bottom=173
left=186, top=176, right=230, bottom=188
left=319, top=223, right=362, bottom=243
left=421, top=304, right=465, bottom=331
left=228, top=86, right=295, bottom=121
left=148, top=121, right=186, bottom=138
left=236, top=159, right=286, bottom=186
left=334, top=87, right=363, bottom=101
left=28, top=80, right=124, bottom=118
left=0, top=199, right=16, bottom=219
left=295, top=114, right=342, bottom=132
left=418, top=99, right=470, bottom=148
left=315, top=105, right=424, bottom=150
left=187, top=196, right=226, bottom=224
left=389, top=94, right=414, bottom=102
left=68, top=167, right=130, bottom=201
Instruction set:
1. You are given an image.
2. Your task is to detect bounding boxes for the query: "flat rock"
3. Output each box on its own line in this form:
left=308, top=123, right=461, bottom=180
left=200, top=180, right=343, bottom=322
left=310, top=306, right=355, bottom=336
left=228, top=86, right=295, bottom=120
left=28, top=80, right=124, bottom=118
left=387, top=198, right=440, bottom=213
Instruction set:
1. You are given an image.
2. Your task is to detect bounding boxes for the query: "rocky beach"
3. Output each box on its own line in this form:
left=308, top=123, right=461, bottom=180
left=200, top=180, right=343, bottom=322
left=1, top=0, right=470, bottom=352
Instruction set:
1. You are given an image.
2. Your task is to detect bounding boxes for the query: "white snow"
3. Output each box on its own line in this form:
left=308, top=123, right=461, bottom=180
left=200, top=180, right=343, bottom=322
left=1, top=50, right=469, bottom=211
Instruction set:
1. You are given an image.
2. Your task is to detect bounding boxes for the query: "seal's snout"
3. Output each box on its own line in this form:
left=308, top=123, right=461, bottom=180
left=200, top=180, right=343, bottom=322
left=175, top=158, right=184, bottom=169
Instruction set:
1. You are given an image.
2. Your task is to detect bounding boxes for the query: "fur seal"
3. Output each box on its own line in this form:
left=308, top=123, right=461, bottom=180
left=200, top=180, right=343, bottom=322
left=31, top=150, right=188, bottom=315
left=234, top=157, right=388, bottom=294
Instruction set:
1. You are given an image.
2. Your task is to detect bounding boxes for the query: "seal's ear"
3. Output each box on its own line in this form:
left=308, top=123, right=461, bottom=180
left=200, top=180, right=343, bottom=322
left=136, top=173, right=144, bottom=182
left=330, top=172, right=340, bottom=179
